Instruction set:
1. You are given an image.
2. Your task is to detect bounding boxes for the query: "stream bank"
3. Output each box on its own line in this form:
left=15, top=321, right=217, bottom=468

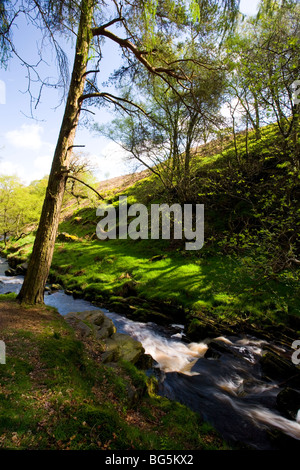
left=1, top=256, right=300, bottom=450
left=3, top=249, right=300, bottom=347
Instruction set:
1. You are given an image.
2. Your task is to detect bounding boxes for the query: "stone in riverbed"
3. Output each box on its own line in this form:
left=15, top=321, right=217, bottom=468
left=15, top=262, right=28, bottom=275
left=186, top=317, right=221, bottom=342
left=4, top=268, right=16, bottom=276
left=64, top=310, right=151, bottom=368
left=204, top=340, right=233, bottom=359
left=259, top=350, right=300, bottom=385
left=50, top=283, right=63, bottom=291
left=101, top=333, right=145, bottom=365
left=276, top=387, right=300, bottom=421
left=65, top=310, right=116, bottom=340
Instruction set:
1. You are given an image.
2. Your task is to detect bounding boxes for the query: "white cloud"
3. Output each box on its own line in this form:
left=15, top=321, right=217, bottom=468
left=5, top=124, right=47, bottom=151
left=1, top=124, right=55, bottom=183
left=34, top=154, right=53, bottom=173
left=0, top=153, right=54, bottom=185
left=0, top=160, right=23, bottom=176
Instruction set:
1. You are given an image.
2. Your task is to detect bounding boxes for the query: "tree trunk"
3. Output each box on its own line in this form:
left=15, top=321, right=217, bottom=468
left=253, top=95, right=261, bottom=140
left=183, top=112, right=197, bottom=201
left=17, top=0, right=94, bottom=304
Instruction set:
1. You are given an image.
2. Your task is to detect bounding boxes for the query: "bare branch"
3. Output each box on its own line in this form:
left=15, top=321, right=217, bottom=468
left=92, top=16, right=125, bottom=33
left=67, top=175, right=104, bottom=200
left=67, top=145, right=86, bottom=150
left=79, top=91, right=149, bottom=115
left=91, top=26, right=187, bottom=82
left=82, top=69, right=100, bottom=78
left=81, top=108, right=96, bottom=115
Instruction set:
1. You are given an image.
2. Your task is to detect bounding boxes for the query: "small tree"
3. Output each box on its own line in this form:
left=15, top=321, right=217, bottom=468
left=226, top=1, right=300, bottom=148
left=0, top=175, right=46, bottom=243
left=65, top=152, right=102, bottom=204
left=98, top=40, right=225, bottom=202
left=0, top=176, right=23, bottom=244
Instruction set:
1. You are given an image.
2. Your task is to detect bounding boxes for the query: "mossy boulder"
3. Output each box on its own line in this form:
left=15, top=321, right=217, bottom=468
left=57, top=232, right=80, bottom=242
left=7, top=255, right=25, bottom=268
left=4, top=268, right=17, bottom=277
left=126, top=307, right=170, bottom=325
left=117, top=281, right=138, bottom=298
left=50, top=283, right=63, bottom=291
left=65, top=310, right=116, bottom=340
left=186, top=317, right=220, bottom=341
left=102, top=333, right=146, bottom=365
left=108, top=301, right=130, bottom=316
left=64, top=310, right=151, bottom=368
left=89, top=311, right=116, bottom=340
left=64, top=289, right=73, bottom=296
left=204, top=340, right=229, bottom=359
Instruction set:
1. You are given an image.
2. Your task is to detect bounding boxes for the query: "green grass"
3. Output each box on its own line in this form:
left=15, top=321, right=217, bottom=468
left=1, top=122, right=299, bottom=331
left=0, top=300, right=229, bottom=450
left=48, top=236, right=299, bottom=326
left=4, top=227, right=298, bottom=331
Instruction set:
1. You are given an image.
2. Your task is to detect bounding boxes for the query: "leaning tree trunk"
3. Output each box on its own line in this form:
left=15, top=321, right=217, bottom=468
left=17, top=0, right=94, bottom=304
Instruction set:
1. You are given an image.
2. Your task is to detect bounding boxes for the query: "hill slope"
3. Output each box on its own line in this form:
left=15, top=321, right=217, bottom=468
left=2, top=123, right=299, bottom=337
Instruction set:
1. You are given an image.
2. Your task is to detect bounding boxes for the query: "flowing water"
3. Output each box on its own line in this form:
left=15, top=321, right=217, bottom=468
left=1, top=257, right=300, bottom=449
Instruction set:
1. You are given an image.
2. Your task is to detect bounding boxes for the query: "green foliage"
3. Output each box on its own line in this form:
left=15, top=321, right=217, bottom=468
left=0, top=175, right=47, bottom=242
left=64, top=152, right=100, bottom=206
left=0, top=293, right=17, bottom=301
left=0, top=0, right=13, bottom=67
left=97, top=59, right=225, bottom=202
left=225, top=2, right=300, bottom=139
left=195, top=125, right=300, bottom=288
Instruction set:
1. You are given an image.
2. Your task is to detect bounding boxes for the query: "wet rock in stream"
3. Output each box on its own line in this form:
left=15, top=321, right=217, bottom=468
left=4, top=268, right=17, bottom=276
left=65, top=310, right=152, bottom=368
left=159, top=334, right=300, bottom=450
left=15, top=262, right=28, bottom=275
left=276, top=388, right=300, bottom=421
left=259, top=350, right=300, bottom=387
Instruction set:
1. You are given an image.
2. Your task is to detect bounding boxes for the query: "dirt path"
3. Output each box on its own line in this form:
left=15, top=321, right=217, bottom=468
left=0, top=300, right=58, bottom=333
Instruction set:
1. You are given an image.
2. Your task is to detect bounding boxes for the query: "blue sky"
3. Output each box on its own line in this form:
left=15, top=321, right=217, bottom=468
left=0, top=0, right=261, bottom=185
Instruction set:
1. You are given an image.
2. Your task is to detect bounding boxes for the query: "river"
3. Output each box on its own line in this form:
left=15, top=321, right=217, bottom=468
left=1, top=257, right=300, bottom=450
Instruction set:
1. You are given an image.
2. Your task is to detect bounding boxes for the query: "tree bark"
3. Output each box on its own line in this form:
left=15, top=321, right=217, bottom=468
left=17, top=0, right=94, bottom=304
left=183, top=112, right=197, bottom=200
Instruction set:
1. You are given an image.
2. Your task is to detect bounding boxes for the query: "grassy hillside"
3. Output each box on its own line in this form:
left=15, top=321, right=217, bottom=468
left=2, top=123, right=299, bottom=337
